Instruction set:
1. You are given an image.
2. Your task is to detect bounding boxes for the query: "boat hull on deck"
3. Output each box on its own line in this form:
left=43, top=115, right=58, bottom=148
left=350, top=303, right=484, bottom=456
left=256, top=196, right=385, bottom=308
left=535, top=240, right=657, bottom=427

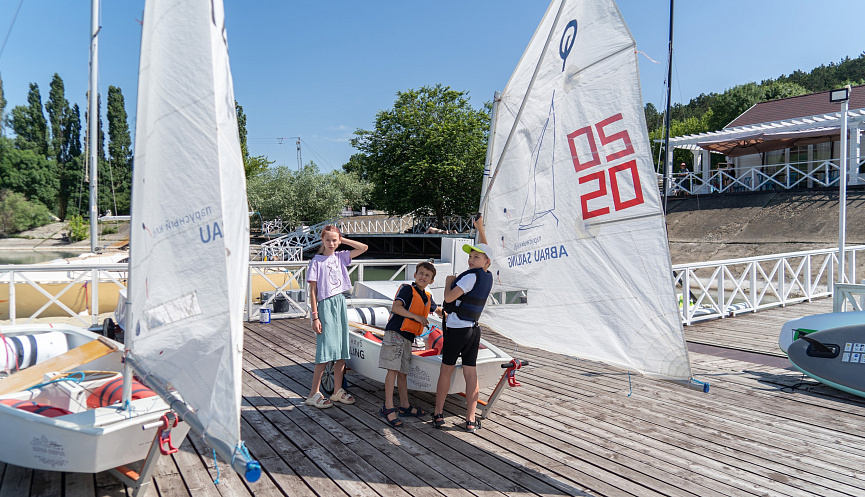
left=0, top=324, right=189, bottom=473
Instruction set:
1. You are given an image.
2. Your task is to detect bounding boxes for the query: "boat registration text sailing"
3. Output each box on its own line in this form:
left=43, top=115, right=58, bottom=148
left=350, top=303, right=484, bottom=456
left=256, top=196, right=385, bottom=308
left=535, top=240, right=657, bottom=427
left=507, top=244, right=569, bottom=268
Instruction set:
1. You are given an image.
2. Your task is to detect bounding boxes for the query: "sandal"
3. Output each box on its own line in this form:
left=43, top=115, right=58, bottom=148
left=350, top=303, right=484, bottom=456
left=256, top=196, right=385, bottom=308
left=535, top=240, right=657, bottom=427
left=432, top=413, right=445, bottom=429
left=380, top=406, right=403, bottom=427
left=330, top=388, right=356, bottom=405
left=398, top=405, right=428, bottom=418
left=465, top=419, right=481, bottom=433
left=304, top=392, right=333, bottom=409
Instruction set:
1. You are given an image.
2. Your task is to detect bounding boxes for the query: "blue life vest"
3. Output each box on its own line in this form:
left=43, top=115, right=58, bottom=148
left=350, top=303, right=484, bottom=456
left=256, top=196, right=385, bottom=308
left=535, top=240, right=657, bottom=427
left=444, top=267, right=493, bottom=322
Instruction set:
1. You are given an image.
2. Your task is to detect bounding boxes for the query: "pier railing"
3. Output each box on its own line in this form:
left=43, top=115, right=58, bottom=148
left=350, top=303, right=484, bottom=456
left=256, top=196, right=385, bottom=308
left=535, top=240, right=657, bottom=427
left=664, top=156, right=865, bottom=196
left=675, top=245, right=865, bottom=325
left=5, top=246, right=865, bottom=326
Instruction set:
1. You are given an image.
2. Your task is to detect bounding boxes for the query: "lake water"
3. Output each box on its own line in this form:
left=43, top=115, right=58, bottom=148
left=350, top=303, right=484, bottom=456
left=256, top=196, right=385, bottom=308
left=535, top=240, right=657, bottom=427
left=0, top=250, right=81, bottom=265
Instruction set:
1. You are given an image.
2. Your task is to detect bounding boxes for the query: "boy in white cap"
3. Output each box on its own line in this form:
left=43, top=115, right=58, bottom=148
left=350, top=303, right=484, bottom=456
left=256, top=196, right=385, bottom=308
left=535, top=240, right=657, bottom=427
left=432, top=215, right=492, bottom=433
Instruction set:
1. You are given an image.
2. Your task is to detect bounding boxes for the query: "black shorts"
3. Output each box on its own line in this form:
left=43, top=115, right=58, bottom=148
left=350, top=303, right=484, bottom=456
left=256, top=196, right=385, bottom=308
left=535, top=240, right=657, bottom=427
left=441, top=324, right=481, bottom=367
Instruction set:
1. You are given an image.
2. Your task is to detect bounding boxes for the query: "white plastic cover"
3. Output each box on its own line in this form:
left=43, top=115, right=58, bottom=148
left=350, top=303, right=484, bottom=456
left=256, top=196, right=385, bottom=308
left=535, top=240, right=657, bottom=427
left=482, top=0, right=691, bottom=380
left=126, top=0, right=248, bottom=448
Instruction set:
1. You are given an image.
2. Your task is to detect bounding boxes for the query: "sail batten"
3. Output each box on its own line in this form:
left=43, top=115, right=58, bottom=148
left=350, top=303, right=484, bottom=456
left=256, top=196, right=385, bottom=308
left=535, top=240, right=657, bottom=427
left=482, top=0, right=691, bottom=381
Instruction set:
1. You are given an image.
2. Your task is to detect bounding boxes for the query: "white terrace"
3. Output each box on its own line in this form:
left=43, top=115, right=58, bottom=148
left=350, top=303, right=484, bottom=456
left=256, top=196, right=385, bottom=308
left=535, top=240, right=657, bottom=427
left=661, top=102, right=865, bottom=195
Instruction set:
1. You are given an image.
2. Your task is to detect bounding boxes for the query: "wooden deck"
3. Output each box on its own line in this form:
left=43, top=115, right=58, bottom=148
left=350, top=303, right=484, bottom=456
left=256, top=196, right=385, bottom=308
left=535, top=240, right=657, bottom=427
left=3, top=298, right=865, bottom=496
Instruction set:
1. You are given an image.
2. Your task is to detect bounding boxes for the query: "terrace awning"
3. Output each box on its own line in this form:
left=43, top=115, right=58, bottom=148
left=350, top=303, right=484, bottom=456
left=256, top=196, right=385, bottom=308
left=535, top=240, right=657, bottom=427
left=696, top=127, right=840, bottom=157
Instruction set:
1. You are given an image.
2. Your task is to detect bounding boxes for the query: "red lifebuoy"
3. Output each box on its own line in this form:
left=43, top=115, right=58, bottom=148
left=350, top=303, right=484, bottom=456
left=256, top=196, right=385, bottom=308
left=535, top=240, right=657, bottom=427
left=0, top=399, right=71, bottom=418
left=87, top=378, right=157, bottom=408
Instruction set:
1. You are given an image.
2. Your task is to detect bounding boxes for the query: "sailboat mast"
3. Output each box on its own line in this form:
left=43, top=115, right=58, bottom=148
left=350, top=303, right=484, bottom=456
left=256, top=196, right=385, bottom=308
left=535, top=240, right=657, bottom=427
left=478, top=90, right=501, bottom=237
left=87, top=0, right=100, bottom=252
left=661, top=0, right=674, bottom=213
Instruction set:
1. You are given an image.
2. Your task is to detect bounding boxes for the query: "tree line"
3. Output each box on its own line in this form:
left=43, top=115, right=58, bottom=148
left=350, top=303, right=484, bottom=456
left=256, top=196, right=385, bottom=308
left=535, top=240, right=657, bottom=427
left=0, top=73, right=132, bottom=222
left=645, top=53, right=865, bottom=168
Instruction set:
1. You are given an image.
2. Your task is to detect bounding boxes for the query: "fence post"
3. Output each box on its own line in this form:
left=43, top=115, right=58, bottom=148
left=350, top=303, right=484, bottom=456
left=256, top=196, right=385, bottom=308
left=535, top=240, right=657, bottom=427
left=804, top=254, right=812, bottom=301
left=718, top=264, right=726, bottom=317
left=749, top=262, right=758, bottom=312
left=91, top=268, right=99, bottom=326
left=682, top=269, right=691, bottom=326
left=9, top=271, right=16, bottom=325
left=779, top=258, right=786, bottom=307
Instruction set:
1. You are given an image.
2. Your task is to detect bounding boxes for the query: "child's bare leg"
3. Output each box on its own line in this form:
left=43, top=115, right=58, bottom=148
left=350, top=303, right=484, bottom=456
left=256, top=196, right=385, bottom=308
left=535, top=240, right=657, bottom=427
left=384, top=370, right=398, bottom=409
left=383, top=370, right=399, bottom=422
left=397, top=372, right=409, bottom=409
left=333, top=359, right=345, bottom=393
left=435, top=364, right=455, bottom=414
left=309, top=363, right=327, bottom=397
left=462, top=366, right=479, bottom=421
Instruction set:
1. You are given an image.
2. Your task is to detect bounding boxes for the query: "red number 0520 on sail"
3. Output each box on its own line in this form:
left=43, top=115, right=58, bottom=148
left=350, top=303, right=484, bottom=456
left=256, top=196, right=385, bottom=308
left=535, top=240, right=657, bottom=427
left=567, top=114, right=645, bottom=220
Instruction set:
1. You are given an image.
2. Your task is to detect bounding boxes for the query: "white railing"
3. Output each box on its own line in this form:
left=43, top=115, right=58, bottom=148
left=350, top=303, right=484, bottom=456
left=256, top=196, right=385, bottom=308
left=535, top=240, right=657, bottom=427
left=0, top=263, right=129, bottom=327
left=675, top=245, right=865, bottom=325
left=832, top=283, right=865, bottom=312
left=664, top=157, right=865, bottom=196
left=6, top=247, right=864, bottom=326
left=244, top=259, right=422, bottom=321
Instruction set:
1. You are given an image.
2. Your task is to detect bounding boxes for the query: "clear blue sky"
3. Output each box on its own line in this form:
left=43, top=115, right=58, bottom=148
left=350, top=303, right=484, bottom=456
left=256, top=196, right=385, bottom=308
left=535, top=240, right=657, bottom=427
left=1, top=0, right=863, bottom=172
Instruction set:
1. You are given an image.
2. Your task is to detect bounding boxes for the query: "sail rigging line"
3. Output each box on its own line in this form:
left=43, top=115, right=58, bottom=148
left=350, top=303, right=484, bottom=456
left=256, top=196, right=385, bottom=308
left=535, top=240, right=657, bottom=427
left=484, top=41, right=638, bottom=202
left=660, top=0, right=675, bottom=213
left=0, top=0, right=24, bottom=61
left=479, top=90, right=502, bottom=225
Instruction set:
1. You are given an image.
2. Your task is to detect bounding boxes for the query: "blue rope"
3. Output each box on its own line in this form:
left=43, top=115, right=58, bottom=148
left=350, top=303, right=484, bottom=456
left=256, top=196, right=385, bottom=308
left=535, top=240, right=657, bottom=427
left=28, top=371, right=85, bottom=390
left=212, top=449, right=220, bottom=484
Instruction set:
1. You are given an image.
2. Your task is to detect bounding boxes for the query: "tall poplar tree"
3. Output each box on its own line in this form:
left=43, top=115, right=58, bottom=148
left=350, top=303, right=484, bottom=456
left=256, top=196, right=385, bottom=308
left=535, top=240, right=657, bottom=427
left=105, top=86, right=132, bottom=214
left=10, top=83, right=49, bottom=156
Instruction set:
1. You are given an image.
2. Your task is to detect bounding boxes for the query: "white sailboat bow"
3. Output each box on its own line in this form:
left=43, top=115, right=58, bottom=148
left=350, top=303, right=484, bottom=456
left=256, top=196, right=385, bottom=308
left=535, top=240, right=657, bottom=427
left=482, top=0, right=694, bottom=382
left=126, top=0, right=258, bottom=480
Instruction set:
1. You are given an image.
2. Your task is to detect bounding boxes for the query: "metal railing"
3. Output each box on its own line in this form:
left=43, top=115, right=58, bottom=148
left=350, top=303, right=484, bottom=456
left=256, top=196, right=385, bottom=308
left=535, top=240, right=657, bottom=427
left=675, top=245, right=865, bottom=325
left=6, top=246, right=864, bottom=326
left=664, top=157, right=865, bottom=196
left=258, top=215, right=474, bottom=255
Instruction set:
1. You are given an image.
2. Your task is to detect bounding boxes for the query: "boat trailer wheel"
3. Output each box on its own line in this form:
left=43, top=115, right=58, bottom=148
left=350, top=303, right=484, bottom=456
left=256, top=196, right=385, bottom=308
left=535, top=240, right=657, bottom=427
left=320, top=361, right=348, bottom=396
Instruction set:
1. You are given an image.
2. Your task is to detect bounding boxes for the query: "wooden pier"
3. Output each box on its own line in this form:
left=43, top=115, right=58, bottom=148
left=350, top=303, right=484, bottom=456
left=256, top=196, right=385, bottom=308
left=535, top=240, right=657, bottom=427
left=2, top=298, right=865, bottom=496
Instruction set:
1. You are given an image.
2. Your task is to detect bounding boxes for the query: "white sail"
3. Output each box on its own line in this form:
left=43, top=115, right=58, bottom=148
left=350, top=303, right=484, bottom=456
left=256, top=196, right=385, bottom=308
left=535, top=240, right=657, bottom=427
left=482, top=0, right=691, bottom=380
left=127, top=0, right=248, bottom=451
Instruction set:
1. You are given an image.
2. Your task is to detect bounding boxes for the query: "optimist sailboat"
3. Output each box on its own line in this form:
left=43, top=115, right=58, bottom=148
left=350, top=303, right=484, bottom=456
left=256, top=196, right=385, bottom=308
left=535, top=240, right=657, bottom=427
left=0, top=0, right=259, bottom=487
left=480, top=0, right=702, bottom=388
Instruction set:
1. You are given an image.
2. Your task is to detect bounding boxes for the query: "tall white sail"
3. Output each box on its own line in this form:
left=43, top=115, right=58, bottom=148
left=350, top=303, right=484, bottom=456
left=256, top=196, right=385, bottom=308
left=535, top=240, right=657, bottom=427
left=482, top=0, right=691, bottom=380
left=127, top=0, right=249, bottom=453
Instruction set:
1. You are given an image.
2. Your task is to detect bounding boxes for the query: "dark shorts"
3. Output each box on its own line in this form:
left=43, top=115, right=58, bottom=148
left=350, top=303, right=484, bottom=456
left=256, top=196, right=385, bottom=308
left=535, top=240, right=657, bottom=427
left=441, top=324, right=481, bottom=367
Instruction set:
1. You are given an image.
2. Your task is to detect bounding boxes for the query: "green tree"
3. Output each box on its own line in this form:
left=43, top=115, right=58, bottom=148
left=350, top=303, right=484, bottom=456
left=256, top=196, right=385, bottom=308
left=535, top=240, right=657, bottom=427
left=247, top=162, right=371, bottom=226
left=0, top=189, right=54, bottom=236
left=61, top=104, right=86, bottom=218
left=0, top=147, right=58, bottom=209
left=0, top=72, right=6, bottom=137
left=349, top=84, right=489, bottom=223
left=235, top=101, right=273, bottom=178
left=105, top=86, right=132, bottom=215
left=10, top=83, right=49, bottom=156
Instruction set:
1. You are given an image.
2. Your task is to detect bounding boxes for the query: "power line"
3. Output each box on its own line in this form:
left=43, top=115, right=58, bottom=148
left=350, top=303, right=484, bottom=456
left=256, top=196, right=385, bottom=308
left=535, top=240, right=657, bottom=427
left=0, top=0, right=25, bottom=62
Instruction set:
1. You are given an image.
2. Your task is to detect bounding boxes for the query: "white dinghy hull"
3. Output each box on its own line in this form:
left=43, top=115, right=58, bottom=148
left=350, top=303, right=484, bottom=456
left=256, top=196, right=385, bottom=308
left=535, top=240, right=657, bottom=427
left=0, top=324, right=188, bottom=473
left=343, top=301, right=514, bottom=394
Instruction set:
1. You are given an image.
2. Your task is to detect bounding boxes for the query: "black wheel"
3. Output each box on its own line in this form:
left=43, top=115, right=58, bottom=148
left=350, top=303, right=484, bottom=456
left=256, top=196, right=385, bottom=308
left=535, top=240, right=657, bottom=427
left=320, top=361, right=336, bottom=395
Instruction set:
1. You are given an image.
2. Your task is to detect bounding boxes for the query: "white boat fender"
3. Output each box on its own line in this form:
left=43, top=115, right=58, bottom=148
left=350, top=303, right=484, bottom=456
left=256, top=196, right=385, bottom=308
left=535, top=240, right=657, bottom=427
left=2, top=331, right=69, bottom=371
left=346, top=307, right=391, bottom=327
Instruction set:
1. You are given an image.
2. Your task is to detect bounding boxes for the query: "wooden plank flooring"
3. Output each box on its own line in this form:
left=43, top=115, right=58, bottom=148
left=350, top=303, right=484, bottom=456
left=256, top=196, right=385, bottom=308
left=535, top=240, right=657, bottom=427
left=3, top=298, right=865, bottom=496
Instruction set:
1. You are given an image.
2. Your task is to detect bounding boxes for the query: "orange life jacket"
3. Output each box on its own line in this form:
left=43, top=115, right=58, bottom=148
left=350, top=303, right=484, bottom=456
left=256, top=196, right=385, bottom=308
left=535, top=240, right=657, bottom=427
left=399, top=284, right=432, bottom=336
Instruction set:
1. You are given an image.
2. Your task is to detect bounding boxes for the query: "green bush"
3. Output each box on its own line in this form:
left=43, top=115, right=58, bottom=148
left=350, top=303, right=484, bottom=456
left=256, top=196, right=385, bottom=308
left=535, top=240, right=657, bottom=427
left=0, top=189, right=54, bottom=237
left=67, top=214, right=89, bottom=242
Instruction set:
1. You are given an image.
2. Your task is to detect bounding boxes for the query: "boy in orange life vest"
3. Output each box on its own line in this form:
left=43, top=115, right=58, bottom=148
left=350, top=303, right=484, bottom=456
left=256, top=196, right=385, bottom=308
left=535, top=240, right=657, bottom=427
left=433, top=215, right=492, bottom=433
left=378, top=261, right=443, bottom=427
